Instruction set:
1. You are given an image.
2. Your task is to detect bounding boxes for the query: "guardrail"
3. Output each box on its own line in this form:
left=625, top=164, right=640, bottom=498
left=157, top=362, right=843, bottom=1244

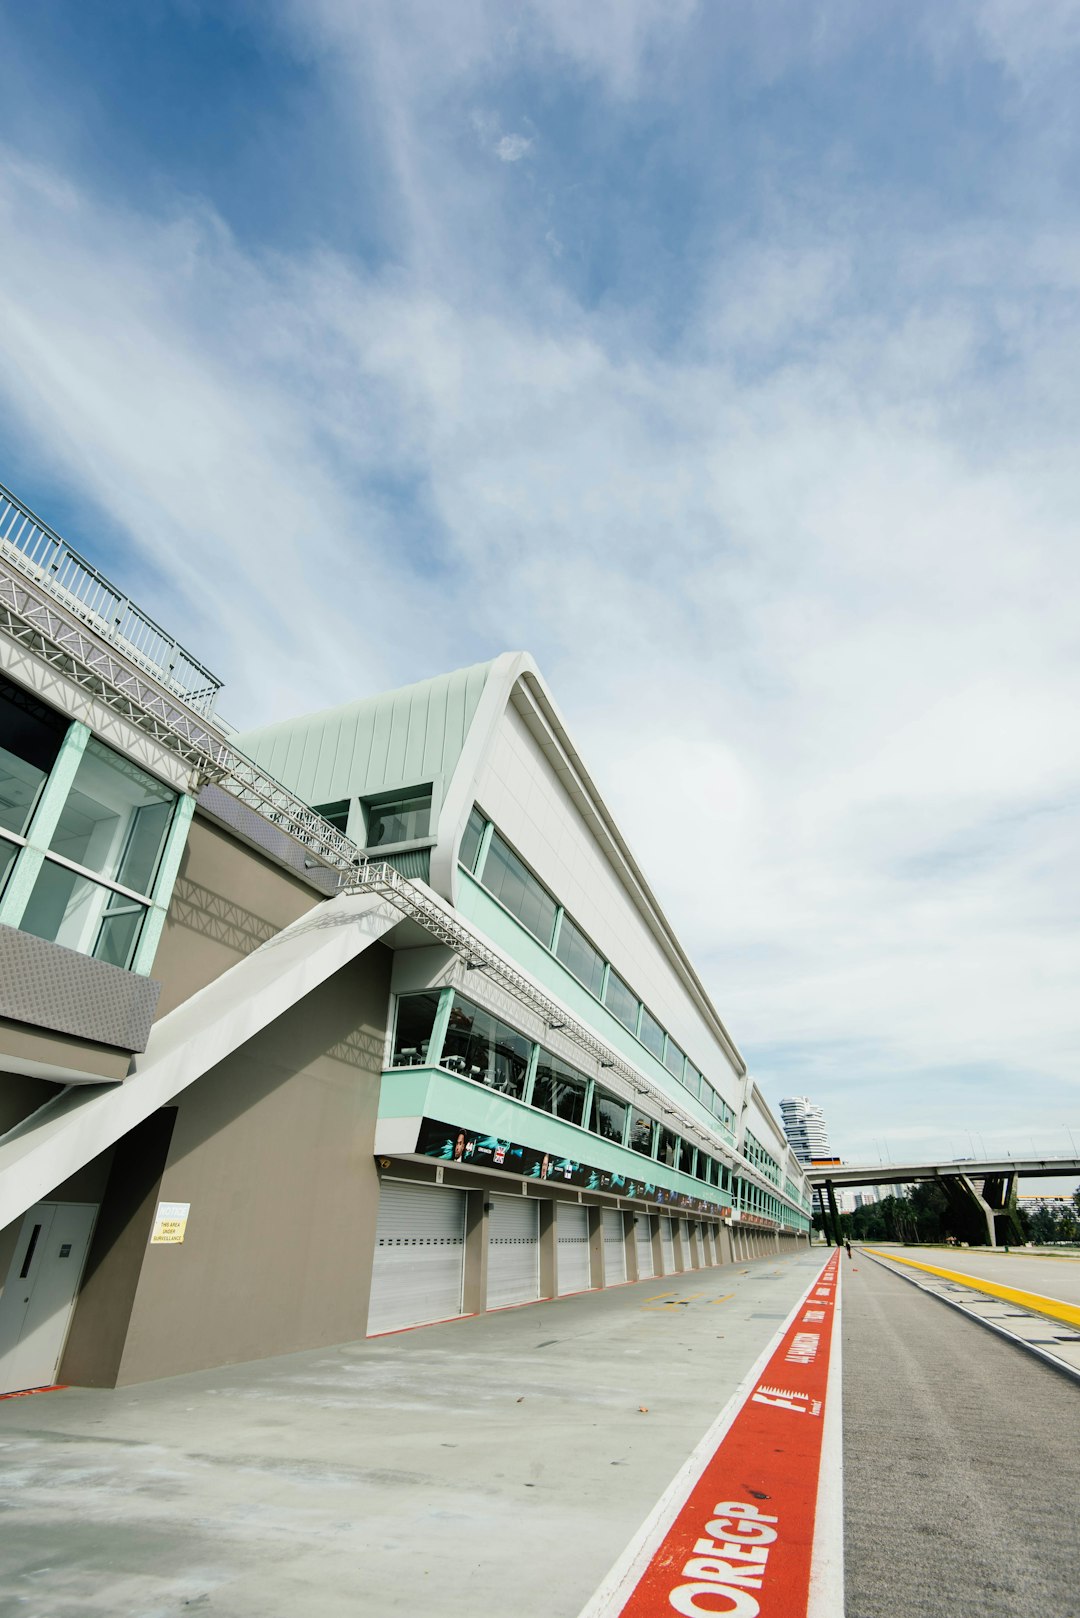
left=0, top=479, right=222, bottom=715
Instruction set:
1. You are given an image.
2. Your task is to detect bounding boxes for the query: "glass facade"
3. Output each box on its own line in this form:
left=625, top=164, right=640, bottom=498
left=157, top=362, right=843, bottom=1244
left=443, top=995, right=531, bottom=1098
left=382, top=991, right=807, bottom=1222
left=603, top=968, right=639, bottom=1033
left=49, top=739, right=175, bottom=892
left=532, top=1050, right=589, bottom=1126
left=481, top=830, right=558, bottom=945
left=391, top=992, right=441, bottom=1065
left=554, top=913, right=606, bottom=998
left=638, top=1006, right=666, bottom=1061
left=458, top=806, right=486, bottom=874
left=1, top=707, right=185, bottom=974
left=364, top=789, right=432, bottom=847
left=0, top=676, right=66, bottom=838
left=590, top=1087, right=628, bottom=1144
left=314, top=800, right=350, bottom=834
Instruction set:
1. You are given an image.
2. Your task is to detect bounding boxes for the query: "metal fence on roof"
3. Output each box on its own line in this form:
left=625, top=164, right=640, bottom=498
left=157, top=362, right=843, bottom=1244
left=0, top=479, right=223, bottom=716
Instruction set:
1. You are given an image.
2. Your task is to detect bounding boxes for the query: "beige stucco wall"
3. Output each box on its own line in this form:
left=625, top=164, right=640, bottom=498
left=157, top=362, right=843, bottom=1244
left=113, top=945, right=391, bottom=1384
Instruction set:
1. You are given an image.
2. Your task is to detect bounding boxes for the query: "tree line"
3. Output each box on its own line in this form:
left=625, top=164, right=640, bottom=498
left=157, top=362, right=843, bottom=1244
left=813, top=1182, right=1080, bottom=1245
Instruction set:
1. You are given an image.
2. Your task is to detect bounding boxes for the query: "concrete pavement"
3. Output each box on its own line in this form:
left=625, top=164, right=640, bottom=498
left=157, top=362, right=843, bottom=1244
left=0, top=1250, right=823, bottom=1618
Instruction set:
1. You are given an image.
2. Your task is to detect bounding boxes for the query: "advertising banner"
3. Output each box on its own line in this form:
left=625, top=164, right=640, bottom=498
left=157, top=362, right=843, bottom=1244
left=414, top=1117, right=727, bottom=1215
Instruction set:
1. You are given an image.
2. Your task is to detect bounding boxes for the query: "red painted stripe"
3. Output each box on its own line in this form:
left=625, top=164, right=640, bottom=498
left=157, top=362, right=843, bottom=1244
left=614, top=1251, right=841, bottom=1617
left=0, top=1384, right=68, bottom=1401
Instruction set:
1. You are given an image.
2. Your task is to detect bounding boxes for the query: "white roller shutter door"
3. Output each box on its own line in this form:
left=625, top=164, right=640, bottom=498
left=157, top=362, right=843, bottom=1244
left=557, top=1203, right=591, bottom=1295
left=634, top=1214, right=654, bottom=1278
left=367, top=1181, right=466, bottom=1335
left=693, top=1226, right=705, bottom=1268
left=660, top=1215, right=676, bottom=1275
left=602, top=1210, right=626, bottom=1284
left=488, top=1195, right=540, bottom=1309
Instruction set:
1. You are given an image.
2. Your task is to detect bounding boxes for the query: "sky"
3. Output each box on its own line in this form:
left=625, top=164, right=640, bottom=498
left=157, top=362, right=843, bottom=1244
left=1, top=0, right=1078, bottom=1179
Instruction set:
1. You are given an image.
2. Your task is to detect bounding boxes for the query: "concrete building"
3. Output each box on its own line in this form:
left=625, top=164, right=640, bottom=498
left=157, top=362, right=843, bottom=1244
left=780, top=1095, right=833, bottom=1166
left=0, top=479, right=812, bottom=1395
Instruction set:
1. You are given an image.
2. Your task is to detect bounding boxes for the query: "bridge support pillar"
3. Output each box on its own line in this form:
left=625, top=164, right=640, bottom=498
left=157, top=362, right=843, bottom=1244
left=825, top=1180, right=843, bottom=1246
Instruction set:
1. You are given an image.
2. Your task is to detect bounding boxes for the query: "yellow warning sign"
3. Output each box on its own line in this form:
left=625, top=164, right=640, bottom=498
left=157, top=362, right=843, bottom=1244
left=150, top=1201, right=190, bottom=1244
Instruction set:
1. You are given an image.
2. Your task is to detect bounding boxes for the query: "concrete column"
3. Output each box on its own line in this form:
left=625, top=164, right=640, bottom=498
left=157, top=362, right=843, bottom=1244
left=623, top=1211, right=637, bottom=1281
left=462, top=1189, right=489, bottom=1315
left=538, top=1197, right=556, bottom=1300
left=717, top=1222, right=734, bottom=1266
left=673, top=1218, right=687, bottom=1273
left=587, top=1205, right=604, bottom=1288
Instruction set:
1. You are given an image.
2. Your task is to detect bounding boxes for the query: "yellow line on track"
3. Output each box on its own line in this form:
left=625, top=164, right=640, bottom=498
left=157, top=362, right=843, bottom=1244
left=645, top=1292, right=674, bottom=1301
left=865, top=1249, right=1080, bottom=1328
left=711, top=1293, right=734, bottom=1304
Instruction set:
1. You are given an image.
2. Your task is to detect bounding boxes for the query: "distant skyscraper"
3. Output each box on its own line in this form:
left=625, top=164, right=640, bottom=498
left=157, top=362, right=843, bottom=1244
left=779, top=1096, right=832, bottom=1166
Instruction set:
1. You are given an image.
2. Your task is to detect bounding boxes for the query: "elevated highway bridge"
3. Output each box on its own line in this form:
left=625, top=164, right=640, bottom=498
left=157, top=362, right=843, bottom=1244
left=807, top=1154, right=1080, bottom=1247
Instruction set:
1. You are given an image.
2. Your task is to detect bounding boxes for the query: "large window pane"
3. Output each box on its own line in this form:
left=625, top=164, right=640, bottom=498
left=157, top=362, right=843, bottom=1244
left=365, top=788, right=432, bottom=847
left=391, top=992, right=441, bottom=1066
left=658, top=1128, right=685, bottom=1172
left=555, top=913, right=605, bottom=998
left=603, top=968, right=639, bottom=1032
left=481, top=831, right=557, bottom=945
left=639, top=1006, right=665, bottom=1060
left=590, top=1088, right=627, bottom=1143
left=532, top=1051, right=588, bottom=1125
left=442, top=994, right=531, bottom=1099
left=664, top=1038, right=685, bottom=1078
left=21, top=860, right=147, bottom=968
left=315, top=800, right=351, bottom=834
left=0, top=837, right=18, bottom=895
left=0, top=677, right=66, bottom=838
left=458, top=806, right=487, bottom=874
left=49, top=739, right=176, bottom=894
left=629, top=1109, right=655, bottom=1155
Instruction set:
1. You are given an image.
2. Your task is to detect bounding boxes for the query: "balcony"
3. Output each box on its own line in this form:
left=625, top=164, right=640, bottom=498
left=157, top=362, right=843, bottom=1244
left=0, top=480, right=222, bottom=716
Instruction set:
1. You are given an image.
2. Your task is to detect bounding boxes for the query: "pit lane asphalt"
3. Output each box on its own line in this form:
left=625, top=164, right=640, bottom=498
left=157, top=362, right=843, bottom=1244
left=843, top=1251, right=1080, bottom=1618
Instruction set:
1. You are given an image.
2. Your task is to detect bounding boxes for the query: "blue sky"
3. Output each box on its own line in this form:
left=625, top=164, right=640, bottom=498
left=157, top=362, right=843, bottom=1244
left=1, top=0, right=1079, bottom=1180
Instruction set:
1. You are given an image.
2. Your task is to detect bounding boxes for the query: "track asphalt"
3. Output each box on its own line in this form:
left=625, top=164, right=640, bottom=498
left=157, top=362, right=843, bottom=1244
left=842, top=1251, right=1080, bottom=1618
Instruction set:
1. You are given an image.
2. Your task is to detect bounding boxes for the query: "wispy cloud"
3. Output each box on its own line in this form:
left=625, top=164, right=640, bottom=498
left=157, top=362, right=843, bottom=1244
left=0, top=1, right=1079, bottom=1166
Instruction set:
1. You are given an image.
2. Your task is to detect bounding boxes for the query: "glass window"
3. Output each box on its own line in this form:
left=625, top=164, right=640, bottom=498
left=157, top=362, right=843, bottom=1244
left=554, top=913, right=605, bottom=998
left=629, top=1109, right=655, bottom=1156
left=532, top=1051, right=588, bottom=1125
left=603, top=968, right=639, bottom=1032
left=0, top=837, right=18, bottom=895
left=638, top=1006, right=665, bottom=1061
left=364, top=788, right=432, bottom=847
left=459, top=806, right=487, bottom=874
left=590, top=1087, right=627, bottom=1143
left=442, top=994, right=531, bottom=1099
left=49, top=739, right=176, bottom=894
left=391, top=992, right=441, bottom=1066
left=658, top=1128, right=685, bottom=1172
left=0, top=677, right=67, bottom=838
left=481, top=831, right=558, bottom=946
left=684, top=1063, right=703, bottom=1096
left=314, top=800, right=350, bottom=834
left=20, top=861, right=147, bottom=968
left=663, top=1037, right=684, bottom=1078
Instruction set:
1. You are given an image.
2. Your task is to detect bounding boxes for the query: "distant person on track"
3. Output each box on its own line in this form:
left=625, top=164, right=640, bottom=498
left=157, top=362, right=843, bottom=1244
left=845, top=1239, right=852, bottom=1258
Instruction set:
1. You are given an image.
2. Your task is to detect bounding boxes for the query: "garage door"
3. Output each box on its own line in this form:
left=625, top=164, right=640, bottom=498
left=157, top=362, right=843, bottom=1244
left=634, top=1214, right=654, bottom=1278
left=692, top=1225, right=705, bottom=1267
left=367, top=1181, right=466, bottom=1335
left=660, top=1215, right=675, bottom=1274
left=602, top=1210, right=626, bottom=1284
left=488, top=1195, right=540, bottom=1309
left=557, top=1203, right=591, bottom=1295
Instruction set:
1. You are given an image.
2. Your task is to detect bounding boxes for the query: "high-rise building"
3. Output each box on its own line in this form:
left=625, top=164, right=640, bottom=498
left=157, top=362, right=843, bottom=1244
left=779, top=1096, right=832, bottom=1166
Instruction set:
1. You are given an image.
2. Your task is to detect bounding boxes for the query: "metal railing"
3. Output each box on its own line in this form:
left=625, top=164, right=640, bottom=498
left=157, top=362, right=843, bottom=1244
left=0, top=548, right=808, bottom=1218
left=0, top=480, right=223, bottom=715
